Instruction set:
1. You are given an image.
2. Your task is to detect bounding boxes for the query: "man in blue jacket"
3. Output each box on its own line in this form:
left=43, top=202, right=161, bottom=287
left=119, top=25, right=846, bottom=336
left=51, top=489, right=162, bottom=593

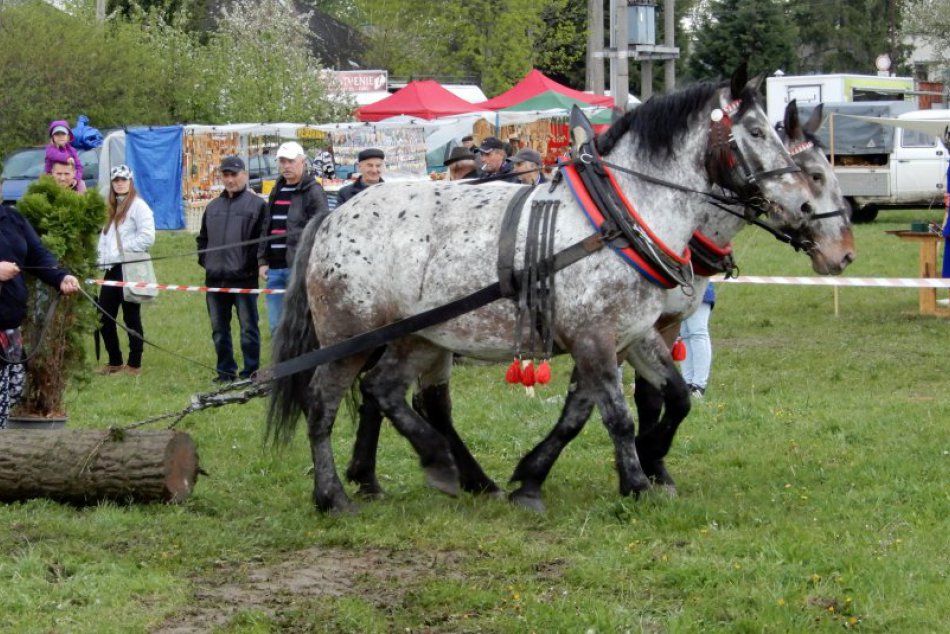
left=198, top=156, right=266, bottom=382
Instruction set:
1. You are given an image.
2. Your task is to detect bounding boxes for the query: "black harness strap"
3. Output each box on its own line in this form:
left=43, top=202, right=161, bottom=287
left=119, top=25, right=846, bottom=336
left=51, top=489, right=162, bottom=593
left=262, top=233, right=605, bottom=381
left=496, top=185, right=536, bottom=298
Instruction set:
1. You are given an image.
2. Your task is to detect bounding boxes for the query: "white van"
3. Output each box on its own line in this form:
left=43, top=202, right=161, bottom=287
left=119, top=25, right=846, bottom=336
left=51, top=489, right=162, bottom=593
left=801, top=102, right=949, bottom=222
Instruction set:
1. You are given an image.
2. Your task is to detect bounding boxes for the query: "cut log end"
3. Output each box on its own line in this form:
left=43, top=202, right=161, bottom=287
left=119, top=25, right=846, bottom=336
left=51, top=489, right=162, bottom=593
left=164, top=432, right=200, bottom=503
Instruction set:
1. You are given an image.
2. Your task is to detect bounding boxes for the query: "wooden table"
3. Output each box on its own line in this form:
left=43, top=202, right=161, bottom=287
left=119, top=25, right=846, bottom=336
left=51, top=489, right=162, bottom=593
left=887, top=230, right=950, bottom=316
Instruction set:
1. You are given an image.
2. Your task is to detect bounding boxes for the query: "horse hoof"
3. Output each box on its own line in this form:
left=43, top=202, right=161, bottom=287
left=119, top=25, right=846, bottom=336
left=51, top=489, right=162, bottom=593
left=654, top=483, right=677, bottom=498
left=315, top=495, right=357, bottom=515
left=461, top=480, right=503, bottom=497
left=355, top=483, right=386, bottom=500
left=509, top=491, right=547, bottom=513
left=424, top=465, right=460, bottom=497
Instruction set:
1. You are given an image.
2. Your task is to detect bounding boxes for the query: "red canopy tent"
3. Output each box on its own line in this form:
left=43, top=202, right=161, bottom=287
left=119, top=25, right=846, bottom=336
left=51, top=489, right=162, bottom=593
left=355, top=80, right=480, bottom=122
left=480, top=69, right=614, bottom=111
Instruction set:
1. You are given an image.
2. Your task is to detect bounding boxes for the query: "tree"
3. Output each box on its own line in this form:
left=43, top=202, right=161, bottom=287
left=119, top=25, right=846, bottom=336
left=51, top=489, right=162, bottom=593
left=789, top=0, right=909, bottom=74
left=902, top=0, right=950, bottom=66
left=687, top=0, right=798, bottom=81
left=208, top=0, right=353, bottom=122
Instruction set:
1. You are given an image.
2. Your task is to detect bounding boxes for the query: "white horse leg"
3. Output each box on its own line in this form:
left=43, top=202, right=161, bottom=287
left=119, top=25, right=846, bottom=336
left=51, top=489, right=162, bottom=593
left=360, top=339, right=460, bottom=497
left=306, top=356, right=368, bottom=514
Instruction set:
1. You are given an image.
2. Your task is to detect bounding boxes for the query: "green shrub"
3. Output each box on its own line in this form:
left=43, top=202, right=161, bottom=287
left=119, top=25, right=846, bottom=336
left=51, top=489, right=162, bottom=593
left=13, top=176, right=104, bottom=416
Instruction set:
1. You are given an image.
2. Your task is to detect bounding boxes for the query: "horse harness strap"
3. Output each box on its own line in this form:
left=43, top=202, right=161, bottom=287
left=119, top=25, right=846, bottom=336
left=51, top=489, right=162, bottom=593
left=263, top=230, right=605, bottom=381
left=497, top=185, right=535, bottom=298
left=689, top=231, right=737, bottom=278
left=564, top=107, right=692, bottom=290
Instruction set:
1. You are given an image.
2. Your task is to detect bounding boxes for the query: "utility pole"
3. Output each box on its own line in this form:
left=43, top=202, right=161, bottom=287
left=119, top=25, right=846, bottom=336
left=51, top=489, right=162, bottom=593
left=609, top=0, right=630, bottom=111
left=591, top=1, right=680, bottom=107
left=96, top=0, right=106, bottom=22
left=663, top=0, right=675, bottom=91
left=587, top=0, right=605, bottom=94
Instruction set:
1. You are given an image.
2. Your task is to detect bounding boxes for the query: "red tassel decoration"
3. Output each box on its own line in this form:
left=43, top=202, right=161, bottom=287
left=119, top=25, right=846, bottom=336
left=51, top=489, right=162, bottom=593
left=671, top=339, right=687, bottom=362
left=535, top=360, right=552, bottom=384
left=521, top=361, right=536, bottom=387
left=505, top=358, right=522, bottom=384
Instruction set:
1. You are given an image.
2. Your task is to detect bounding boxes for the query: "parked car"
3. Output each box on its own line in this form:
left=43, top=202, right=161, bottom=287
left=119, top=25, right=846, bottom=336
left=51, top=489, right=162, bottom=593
left=1, top=146, right=100, bottom=204
left=247, top=152, right=278, bottom=194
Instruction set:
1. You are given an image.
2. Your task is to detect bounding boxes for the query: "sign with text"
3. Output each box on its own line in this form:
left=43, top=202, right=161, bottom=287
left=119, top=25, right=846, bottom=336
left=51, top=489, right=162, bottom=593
left=334, top=70, right=388, bottom=93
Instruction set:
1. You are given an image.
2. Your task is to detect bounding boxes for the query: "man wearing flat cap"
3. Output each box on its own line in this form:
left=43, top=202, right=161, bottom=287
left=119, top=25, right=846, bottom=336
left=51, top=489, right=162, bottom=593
left=337, top=148, right=385, bottom=204
left=198, top=155, right=266, bottom=382
left=475, top=136, right=519, bottom=183
left=510, top=148, right=547, bottom=186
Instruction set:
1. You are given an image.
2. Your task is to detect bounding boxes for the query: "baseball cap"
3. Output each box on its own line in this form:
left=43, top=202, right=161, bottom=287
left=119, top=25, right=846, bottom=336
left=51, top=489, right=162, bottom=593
left=276, top=141, right=306, bottom=159
left=51, top=125, right=70, bottom=135
left=476, top=137, right=505, bottom=153
left=511, top=148, right=542, bottom=166
left=219, top=155, right=246, bottom=173
left=110, top=164, right=133, bottom=180
left=357, top=148, right=385, bottom=162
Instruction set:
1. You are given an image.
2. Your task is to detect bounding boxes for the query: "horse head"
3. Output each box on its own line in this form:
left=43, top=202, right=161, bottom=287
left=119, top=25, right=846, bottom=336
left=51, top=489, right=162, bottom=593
left=705, top=63, right=854, bottom=274
left=777, top=100, right=856, bottom=274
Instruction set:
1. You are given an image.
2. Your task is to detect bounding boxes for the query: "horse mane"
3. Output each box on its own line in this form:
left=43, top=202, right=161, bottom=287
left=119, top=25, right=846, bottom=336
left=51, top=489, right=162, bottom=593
left=595, top=80, right=763, bottom=159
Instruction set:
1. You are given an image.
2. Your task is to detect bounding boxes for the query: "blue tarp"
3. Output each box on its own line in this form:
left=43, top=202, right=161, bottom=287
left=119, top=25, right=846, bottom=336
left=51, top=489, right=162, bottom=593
left=125, top=126, right=184, bottom=230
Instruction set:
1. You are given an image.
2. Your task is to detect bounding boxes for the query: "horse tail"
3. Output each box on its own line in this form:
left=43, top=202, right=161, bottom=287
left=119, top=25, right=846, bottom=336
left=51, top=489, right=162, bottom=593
left=265, top=216, right=322, bottom=446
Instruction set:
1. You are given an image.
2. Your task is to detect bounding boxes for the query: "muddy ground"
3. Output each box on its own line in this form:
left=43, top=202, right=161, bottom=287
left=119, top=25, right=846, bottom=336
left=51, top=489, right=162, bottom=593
left=153, top=547, right=466, bottom=633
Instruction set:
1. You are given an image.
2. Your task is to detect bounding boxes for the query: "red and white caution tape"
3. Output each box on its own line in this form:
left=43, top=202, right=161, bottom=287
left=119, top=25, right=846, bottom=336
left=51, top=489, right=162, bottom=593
left=712, top=275, right=950, bottom=288
left=87, top=279, right=285, bottom=294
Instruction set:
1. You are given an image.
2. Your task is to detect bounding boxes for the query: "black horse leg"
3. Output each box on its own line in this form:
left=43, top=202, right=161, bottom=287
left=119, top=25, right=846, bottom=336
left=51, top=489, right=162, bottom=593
left=345, top=382, right=387, bottom=498
left=413, top=382, right=502, bottom=496
left=625, top=332, right=691, bottom=492
left=306, top=357, right=367, bottom=514
left=360, top=340, right=460, bottom=497
left=509, top=367, right=595, bottom=512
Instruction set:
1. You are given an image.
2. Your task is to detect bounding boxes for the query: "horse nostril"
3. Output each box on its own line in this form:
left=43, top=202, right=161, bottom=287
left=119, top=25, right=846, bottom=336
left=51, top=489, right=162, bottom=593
left=843, top=252, right=855, bottom=266
left=801, top=202, right=814, bottom=215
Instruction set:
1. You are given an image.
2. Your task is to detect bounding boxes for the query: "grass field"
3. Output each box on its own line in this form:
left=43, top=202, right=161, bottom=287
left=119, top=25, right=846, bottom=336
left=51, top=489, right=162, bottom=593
left=2, top=208, right=949, bottom=633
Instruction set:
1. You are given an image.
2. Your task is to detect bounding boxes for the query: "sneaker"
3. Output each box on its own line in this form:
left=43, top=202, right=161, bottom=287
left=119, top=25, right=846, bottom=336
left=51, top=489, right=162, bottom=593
left=689, top=384, right=705, bottom=399
left=97, top=365, right=124, bottom=375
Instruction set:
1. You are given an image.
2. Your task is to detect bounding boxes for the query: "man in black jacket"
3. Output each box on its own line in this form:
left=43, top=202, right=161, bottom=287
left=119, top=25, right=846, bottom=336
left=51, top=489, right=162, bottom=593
left=257, top=141, right=330, bottom=334
left=198, top=156, right=266, bottom=382
left=337, top=148, right=385, bottom=204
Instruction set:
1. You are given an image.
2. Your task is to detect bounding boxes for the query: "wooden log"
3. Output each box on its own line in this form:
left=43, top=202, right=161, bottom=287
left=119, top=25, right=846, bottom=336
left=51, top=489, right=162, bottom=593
left=0, top=429, right=200, bottom=505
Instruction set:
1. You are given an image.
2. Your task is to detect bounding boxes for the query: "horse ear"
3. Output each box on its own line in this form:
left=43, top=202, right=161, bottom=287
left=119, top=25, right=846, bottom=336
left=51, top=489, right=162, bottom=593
left=803, top=103, right=825, bottom=136
left=784, top=99, right=802, bottom=140
left=746, top=73, right=765, bottom=94
left=730, top=61, right=749, bottom=99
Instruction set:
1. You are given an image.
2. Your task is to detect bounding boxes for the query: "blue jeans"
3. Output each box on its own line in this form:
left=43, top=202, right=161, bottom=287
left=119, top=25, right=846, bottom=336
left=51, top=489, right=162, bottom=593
left=264, top=267, right=289, bottom=335
left=206, top=292, right=260, bottom=380
left=680, top=302, right=713, bottom=389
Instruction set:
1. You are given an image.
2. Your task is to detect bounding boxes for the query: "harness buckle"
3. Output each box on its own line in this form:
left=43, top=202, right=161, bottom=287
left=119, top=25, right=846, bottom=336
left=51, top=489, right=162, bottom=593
left=579, top=152, right=594, bottom=165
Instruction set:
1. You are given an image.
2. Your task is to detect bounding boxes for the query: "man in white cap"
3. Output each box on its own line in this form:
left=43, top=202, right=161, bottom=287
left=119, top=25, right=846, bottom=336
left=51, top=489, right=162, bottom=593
left=258, top=141, right=330, bottom=333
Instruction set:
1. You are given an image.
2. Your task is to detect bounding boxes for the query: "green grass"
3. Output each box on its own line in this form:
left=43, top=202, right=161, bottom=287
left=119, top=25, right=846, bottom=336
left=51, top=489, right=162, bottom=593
left=2, top=210, right=949, bottom=633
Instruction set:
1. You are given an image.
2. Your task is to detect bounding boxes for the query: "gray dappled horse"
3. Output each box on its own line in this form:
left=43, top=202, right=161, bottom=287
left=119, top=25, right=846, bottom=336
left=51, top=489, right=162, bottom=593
left=267, top=67, right=855, bottom=514
left=342, top=101, right=855, bottom=514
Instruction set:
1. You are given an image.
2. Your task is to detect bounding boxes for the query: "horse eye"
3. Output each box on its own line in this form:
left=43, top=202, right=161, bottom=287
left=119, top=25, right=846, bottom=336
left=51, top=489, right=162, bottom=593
left=811, top=172, right=824, bottom=184
left=750, top=128, right=764, bottom=138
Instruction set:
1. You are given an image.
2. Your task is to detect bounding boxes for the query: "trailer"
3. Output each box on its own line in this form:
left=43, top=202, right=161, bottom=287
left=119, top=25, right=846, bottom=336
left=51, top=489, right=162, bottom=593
left=766, top=73, right=914, bottom=124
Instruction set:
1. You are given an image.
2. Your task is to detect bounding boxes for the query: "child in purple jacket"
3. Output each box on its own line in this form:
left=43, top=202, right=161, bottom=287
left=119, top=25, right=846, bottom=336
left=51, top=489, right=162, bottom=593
left=44, top=120, right=85, bottom=188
